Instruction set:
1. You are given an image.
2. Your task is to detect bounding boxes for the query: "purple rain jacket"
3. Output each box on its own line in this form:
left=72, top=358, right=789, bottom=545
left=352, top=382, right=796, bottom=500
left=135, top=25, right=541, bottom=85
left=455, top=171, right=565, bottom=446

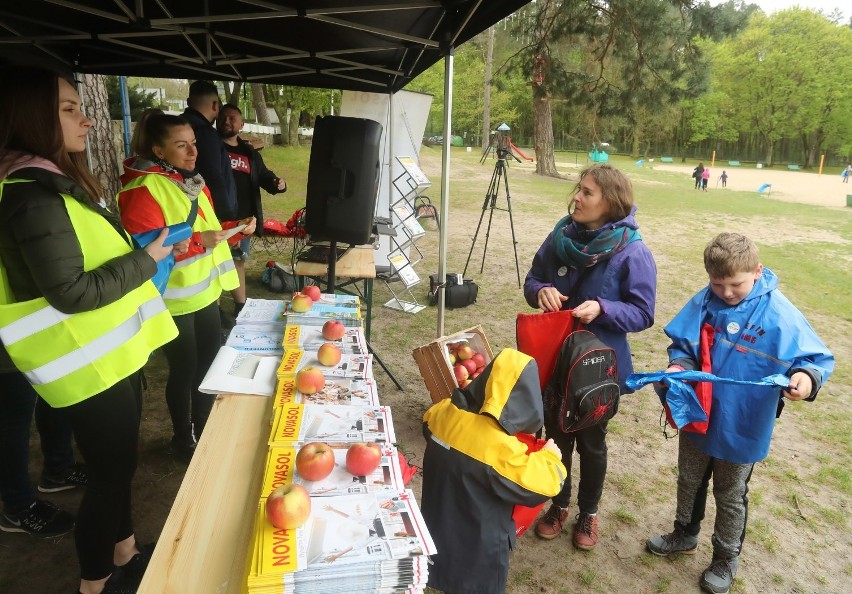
left=523, top=206, right=657, bottom=392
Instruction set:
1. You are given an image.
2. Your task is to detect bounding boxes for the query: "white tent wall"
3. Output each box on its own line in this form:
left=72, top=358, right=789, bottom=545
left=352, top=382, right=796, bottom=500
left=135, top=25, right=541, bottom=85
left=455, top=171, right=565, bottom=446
left=340, top=90, right=433, bottom=265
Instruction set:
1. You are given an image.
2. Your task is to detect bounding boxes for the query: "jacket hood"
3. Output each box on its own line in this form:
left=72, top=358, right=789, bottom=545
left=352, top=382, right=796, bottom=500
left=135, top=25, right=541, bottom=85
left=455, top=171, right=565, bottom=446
left=120, top=156, right=178, bottom=186
left=733, top=266, right=778, bottom=303
left=451, top=348, right=544, bottom=435
left=566, top=204, right=639, bottom=241
left=0, top=150, right=63, bottom=180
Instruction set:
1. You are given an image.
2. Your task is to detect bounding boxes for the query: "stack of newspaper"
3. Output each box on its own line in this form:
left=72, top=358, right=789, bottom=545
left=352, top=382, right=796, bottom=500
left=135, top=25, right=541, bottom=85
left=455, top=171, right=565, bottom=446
left=285, top=293, right=363, bottom=328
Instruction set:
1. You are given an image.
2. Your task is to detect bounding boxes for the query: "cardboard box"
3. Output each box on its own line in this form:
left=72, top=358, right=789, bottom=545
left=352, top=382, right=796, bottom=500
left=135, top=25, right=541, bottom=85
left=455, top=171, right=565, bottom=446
left=412, top=325, right=494, bottom=404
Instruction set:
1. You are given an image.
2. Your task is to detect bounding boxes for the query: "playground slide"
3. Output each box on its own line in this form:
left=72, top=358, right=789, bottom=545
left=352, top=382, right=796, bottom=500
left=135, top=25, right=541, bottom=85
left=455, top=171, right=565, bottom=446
left=510, top=141, right=534, bottom=161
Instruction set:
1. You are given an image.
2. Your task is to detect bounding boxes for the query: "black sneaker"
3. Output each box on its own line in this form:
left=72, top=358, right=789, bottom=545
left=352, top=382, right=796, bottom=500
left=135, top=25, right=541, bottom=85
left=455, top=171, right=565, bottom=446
left=38, top=462, right=88, bottom=493
left=115, top=542, right=156, bottom=582
left=0, top=499, right=74, bottom=537
left=170, top=435, right=197, bottom=464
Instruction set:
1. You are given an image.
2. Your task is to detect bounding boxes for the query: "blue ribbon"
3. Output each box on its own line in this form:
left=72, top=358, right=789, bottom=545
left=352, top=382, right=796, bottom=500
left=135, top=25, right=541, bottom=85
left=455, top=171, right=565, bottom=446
left=625, top=370, right=790, bottom=429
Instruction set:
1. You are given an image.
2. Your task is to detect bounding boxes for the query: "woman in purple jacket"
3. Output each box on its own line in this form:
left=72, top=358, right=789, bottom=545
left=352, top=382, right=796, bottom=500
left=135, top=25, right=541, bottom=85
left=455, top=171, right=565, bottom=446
left=524, top=163, right=657, bottom=551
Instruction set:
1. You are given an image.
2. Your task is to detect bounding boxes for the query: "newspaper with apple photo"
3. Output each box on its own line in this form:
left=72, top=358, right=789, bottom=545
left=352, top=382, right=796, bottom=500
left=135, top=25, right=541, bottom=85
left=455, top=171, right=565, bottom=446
left=273, top=376, right=379, bottom=408
left=269, top=404, right=396, bottom=446
left=249, top=490, right=435, bottom=589
left=276, top=348, right=373, bottom=380
left=260, top=443, right=405, bottom=498
left=282, top=323, right=367, bottom=355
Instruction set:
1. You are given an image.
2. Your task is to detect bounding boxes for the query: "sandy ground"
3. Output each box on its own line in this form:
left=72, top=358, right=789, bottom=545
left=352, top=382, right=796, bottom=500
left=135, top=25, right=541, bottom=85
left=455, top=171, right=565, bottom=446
left=644, top=163, right=850, bottom=209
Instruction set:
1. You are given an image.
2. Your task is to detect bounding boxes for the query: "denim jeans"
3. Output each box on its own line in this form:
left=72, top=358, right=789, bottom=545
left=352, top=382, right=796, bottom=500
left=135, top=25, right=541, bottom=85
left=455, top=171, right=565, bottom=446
left=0, top=371, right=75, bottom=514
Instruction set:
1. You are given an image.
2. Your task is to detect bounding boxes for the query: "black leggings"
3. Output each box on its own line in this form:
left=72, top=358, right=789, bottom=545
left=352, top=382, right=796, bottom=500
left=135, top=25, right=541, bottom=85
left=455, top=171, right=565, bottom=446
left=543, top=417, right=608, bottom=515
left=160, top=301, right=220, bottom=440
left=64, top=372, right=141, bottom=580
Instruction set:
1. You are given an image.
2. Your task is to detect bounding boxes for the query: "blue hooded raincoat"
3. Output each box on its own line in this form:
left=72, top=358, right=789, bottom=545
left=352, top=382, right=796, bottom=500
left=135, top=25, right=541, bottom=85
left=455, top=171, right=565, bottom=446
left=665, top=267, right=834, bottom=464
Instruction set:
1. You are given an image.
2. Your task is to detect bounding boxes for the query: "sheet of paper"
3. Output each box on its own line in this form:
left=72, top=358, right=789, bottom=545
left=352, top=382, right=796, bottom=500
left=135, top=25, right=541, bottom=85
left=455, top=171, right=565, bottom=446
left=222, top=223, right=248, bottom=240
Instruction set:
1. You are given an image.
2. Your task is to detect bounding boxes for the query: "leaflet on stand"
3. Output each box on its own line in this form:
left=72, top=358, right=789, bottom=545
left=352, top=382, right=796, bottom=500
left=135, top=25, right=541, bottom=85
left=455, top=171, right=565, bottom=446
left=273, top=376, right=379, bottom=408
left=269, top=404, right=396, bottom=445
left=198, top=346, right=279, bottom=396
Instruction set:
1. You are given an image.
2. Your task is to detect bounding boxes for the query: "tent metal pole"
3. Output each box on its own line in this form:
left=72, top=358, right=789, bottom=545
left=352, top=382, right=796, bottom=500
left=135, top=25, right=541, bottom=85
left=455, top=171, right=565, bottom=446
left=437, top=45, right=453, bottom=337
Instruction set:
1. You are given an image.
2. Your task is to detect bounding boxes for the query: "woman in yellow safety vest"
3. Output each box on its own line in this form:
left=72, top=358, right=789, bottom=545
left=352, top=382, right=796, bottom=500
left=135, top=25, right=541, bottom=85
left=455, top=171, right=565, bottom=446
left=117, top=111, right=251, bottom=463
left=0, top=66, right=180, bottom=594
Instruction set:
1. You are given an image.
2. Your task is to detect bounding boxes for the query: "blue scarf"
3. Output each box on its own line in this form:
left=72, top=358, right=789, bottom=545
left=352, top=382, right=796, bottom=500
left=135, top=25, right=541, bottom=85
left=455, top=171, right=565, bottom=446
left=551, top=214, right=642, bottom=268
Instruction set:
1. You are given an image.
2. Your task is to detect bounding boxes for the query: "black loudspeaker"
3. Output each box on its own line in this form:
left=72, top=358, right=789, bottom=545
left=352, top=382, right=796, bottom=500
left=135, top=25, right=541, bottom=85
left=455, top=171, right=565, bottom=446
left=305, top=115, right=383, bottom=245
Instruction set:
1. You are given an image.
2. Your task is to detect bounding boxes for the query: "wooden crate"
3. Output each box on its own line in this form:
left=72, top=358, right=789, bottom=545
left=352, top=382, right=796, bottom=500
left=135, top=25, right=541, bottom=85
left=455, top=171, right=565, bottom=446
left=412, top=325, right=494, bottom=404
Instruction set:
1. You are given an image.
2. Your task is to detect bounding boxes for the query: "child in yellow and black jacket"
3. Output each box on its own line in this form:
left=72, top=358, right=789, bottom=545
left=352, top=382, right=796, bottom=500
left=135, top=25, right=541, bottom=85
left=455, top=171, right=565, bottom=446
left=421, top=349, right=566, bottom=594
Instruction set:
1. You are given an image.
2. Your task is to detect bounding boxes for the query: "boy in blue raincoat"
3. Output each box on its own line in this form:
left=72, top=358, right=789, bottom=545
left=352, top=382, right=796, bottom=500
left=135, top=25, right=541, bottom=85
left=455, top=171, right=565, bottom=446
left=646, top=233, right=834, bottom=594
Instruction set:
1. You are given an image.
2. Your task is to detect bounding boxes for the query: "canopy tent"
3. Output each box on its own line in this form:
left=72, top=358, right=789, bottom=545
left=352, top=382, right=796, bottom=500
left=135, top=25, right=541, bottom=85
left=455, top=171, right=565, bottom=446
left=0, top=0, right=530, bottom=337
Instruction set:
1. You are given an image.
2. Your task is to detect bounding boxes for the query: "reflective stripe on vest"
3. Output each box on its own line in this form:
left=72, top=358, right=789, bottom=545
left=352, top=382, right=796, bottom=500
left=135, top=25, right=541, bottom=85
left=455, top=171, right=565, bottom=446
left=118, top=173, right=238, bottom=315
left=0, top=179, right=178, bottom=407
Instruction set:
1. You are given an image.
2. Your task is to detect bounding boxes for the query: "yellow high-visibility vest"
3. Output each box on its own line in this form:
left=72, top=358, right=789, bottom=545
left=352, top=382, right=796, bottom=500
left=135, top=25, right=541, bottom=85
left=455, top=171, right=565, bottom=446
left=0, top=179, right=178, bottom=407
left=119, top=173, right=238, bottom=316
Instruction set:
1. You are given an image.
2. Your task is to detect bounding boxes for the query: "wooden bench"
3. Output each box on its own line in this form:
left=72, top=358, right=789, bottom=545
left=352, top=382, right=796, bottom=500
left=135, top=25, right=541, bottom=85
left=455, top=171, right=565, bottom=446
left=787, top=164, right=801, bottom=170
left=660, top=156, right=673, bottom=163
left=728, top=160, right=741, bottom=166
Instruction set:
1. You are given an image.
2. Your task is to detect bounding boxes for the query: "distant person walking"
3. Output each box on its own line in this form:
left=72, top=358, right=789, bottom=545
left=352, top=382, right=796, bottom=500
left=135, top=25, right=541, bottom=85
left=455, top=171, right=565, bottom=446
left=693, top=163, right=704, bottom=190
left=843, top=164, right=851, bottom=183
left=702, top=167, right=710, bottom=191
left=720, top=170, right=728, bottom=188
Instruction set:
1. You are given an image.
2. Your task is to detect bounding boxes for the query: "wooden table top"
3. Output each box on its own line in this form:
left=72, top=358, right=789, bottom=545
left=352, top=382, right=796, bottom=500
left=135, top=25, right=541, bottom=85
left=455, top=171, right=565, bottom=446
left=293, top=244, right=376, bottom=279
left=138, top=394, right=271, bottom=594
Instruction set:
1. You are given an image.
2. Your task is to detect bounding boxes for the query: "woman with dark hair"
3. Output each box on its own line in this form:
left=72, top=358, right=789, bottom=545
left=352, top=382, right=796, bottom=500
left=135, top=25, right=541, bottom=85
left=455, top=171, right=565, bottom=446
left=524, top=163, right=657, bottom=551
left=117, top=110, right=251, bottom=462
left=0, top=66, right=179, bottom=594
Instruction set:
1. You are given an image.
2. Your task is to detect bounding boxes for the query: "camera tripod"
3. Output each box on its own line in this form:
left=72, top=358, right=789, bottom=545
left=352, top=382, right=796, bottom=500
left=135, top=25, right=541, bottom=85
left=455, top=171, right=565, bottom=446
left=463, top=146, right=522, bottom=287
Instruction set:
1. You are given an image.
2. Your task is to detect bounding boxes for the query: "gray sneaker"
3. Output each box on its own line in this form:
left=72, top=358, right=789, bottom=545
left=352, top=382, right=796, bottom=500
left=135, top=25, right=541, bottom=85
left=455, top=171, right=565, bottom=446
left=646, top=527, right=698, bottom=556
left=700, top=556, right=739, bottom=594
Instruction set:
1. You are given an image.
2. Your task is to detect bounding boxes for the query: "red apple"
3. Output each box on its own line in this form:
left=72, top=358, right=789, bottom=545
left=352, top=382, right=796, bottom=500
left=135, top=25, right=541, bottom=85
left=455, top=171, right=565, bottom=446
left=461, top=359, right=477, bottom=375
left=290, top=292, right=313, bottom=313
left=470, top=371, right=481, bottom=379
left=317, top=343, right=342, bottom=367
left=265, top=483, right=311, bottom=529
left=471, top=352, right=486, bottom=369
left=456, top=344, right=474, bottom=360
left=453, top=364, right=469, bottom=382
left=460, top=378, right=472, bottom=388
left=345, top=442, right=382, bottom=476
left=321, top=319, right=346, bottom=341
left=302, top=285, right=322, bottom=301
left=296, top=442, right=335, bottom=481
left=447, top=342, right=461, bottom=353
left=295, top=366, right=326, bottom=394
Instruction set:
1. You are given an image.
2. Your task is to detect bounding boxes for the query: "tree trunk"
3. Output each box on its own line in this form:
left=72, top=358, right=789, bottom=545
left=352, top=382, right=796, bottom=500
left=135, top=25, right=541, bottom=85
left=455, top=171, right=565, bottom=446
left=79, top=74, right=121, bottom=198
left=533, top=93, right=558, bottom=176
left=764, top=137, right=774, bottom=167
left=252, top=83, right=271, bottom=125
left=481, top=26, right=494, bottom=151
left=289, top=109, right=300, bottom=146
left=224, top=81, right=243, bottom=106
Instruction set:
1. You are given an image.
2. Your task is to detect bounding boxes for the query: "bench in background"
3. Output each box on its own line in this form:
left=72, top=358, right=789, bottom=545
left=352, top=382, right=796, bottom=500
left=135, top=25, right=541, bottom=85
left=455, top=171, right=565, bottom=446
left=728, top=160, right=741, bottom=166
left=787, top=164, right=801, bottom=170
left=660, top=156, right=674, bottom=163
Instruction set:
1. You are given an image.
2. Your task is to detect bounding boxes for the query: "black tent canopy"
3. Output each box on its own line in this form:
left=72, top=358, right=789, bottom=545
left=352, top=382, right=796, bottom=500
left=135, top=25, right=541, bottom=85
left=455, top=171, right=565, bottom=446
left=0, top=1, right=525, bottom=93
left=0, top=0, right=531, bottom=336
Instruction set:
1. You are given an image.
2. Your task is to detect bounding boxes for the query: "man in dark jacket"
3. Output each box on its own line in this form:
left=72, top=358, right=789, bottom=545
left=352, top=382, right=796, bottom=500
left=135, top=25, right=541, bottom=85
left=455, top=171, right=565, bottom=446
left=182, top=81, right=237, bottom=221
left=217, top=103, right=287, bottom=317
left=421, top=348, right=566, bottom=594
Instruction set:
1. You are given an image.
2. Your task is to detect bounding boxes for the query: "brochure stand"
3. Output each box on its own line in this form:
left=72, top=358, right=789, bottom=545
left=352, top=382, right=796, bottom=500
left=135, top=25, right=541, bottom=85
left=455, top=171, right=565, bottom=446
left=381, top=156, right=431, bottom=314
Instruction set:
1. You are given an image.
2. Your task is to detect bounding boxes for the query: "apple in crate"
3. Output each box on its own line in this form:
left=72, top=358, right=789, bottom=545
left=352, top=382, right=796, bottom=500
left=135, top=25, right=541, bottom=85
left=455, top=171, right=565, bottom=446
left=302, top=285, right=322, bottom=301
left=290, top=292, right=313, bottom=312
left=265, top=483, right=311, bottom=529
left=453, top=364, right=469, bottom=383
left=461, top=359, right=477, bottom=375
left=472, top=352, right=486, bottom=370
left=295, top=366, right=326, bottom=394
left=321, top=319, right=346, bottom=341
left=345, top=442, right=382, bottom=476
left=456, top=343, right=475, bottom=360
left=296, top=442, right=335, bottom=481
left=317, top=343, right=342, bottom=366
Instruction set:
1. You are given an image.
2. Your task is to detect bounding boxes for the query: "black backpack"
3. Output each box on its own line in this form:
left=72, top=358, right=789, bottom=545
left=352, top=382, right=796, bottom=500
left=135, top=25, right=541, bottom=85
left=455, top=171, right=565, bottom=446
left=543, top=330, right=620, bottom=433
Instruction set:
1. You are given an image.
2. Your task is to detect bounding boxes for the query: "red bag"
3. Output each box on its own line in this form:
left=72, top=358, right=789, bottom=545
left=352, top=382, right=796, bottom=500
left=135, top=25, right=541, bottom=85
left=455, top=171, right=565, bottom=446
left=516, top=310, right=582, bottom=390
left=511, top=433, right=547, bottom=537
left=664, top=322, right=714, bottom=434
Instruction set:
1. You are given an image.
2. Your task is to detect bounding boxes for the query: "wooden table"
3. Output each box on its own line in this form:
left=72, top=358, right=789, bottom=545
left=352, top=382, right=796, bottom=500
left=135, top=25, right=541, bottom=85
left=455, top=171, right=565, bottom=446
left=138, top=393, right=271, bottom=594
left=294, top=245, right=377, bottom=341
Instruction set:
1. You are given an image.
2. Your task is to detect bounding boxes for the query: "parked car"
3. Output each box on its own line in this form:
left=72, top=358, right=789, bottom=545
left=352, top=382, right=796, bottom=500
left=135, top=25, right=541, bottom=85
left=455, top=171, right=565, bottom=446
left=297, top=126, right=314, bottom=137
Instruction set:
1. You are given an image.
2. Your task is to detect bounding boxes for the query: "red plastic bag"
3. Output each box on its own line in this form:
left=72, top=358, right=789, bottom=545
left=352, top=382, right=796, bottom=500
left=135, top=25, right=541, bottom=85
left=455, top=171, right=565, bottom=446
left=663, top=322, right=714, bottom=434
left=397, top=452, right=419, bottom=485
left=511, top=433, right=547, bottom=537
left=516, top=310, right=582, bottom=390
